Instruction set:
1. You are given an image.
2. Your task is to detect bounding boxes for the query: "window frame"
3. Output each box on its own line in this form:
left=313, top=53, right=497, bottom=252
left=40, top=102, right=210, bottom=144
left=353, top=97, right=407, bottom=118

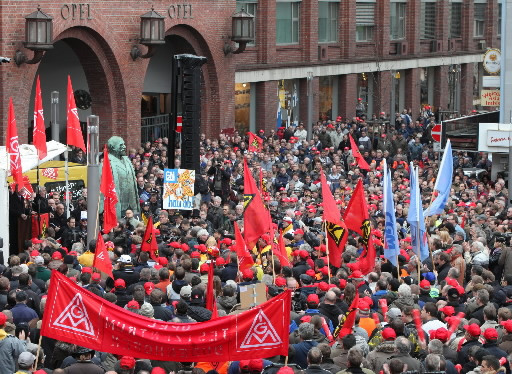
left=420, top=0, right=437, bottom=40
left=473, top=3, right=486, bottom=38
left=276, top=1, right=301, bottom=45
left=355, top=1, right=376, bottom=42
left=449, top=2, right=462, bottom=38
left=390, top=1, right=406, bottom=40
left=318, top=0, right=339, bottom=43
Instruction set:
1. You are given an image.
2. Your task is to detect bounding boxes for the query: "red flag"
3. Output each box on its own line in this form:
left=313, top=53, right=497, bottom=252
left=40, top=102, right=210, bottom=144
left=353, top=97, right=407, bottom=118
left=343, top=180, right=371, bottom=245
left=33, top=76, right=47, bottom=159
left=7, top=98, right=23, bottom=190
left=320, top=170, right=348, bottom=268
left=100, top=145, right=118, bottom=233
left=31, top=213, right=49, bottom=238
left=41, top=271, right=291, bottom=362
left=18, top=176, right=34, bottom=200
left=243, top=158, right=270, bottom=249
left=276, top=230, right=291, bottom=267
left=358, top=234, right=376, bottom=275
left=141, top=216, right=159, bottom=261
left=349, top=135, right=370, bottom=171
left=206, top=260, right=218, bottom=319
left=234, top=221, right=254, bottom=270
left=93, top=232, right=114, bottom=279
left=248, top=132, right=263, bottom=153
left=335, top=283, right=361, bottom=338
left=66, top=75, right=86, bottom=152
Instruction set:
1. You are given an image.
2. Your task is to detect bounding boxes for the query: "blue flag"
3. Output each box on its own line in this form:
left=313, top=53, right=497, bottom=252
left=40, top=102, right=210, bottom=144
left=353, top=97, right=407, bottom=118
left=424, top=139, right=453, bottom=217
left=276, top=100, right=282, bottom=130
left=383, top=162, right=400, bottom=266
left=407, top=164, right=429, bottom=262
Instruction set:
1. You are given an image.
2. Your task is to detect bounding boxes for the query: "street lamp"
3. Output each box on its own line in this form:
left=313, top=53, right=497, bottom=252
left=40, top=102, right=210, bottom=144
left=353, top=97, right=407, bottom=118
left=130, top=7, right=166, bottom=60
left=14, top=6, right=54, bottom=66
left=223, top=8, right=255, bottom=55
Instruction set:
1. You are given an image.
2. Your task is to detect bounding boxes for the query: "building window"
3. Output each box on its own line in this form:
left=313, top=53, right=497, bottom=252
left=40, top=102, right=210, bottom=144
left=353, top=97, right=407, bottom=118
left=390, top=2, right=406, bottom=40
left=276, top=2, right=300, bottom=44
left=236, top=1, right=257, bottom=46
left=318, top=1, right=339, bottom=43
left=450, top=2, right=462, bottom=38
left=474, top=3, right=486, bottom=37
left=421, top=1, right=436, bottom=39
left=356, top=2, right=375, bottom=42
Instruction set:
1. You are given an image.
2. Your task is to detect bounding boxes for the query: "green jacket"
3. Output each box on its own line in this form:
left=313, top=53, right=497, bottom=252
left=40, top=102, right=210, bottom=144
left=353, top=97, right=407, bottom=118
left=35, top=266, right=51, bottom=282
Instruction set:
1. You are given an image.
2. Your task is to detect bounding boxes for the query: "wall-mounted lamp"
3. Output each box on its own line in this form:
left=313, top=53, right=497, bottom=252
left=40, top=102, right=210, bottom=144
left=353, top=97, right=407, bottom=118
left=14, top=6, right=54, bottom=66
left=130, top=7, right=165, bottom=60
left=223, top=8, right=254, bottom=55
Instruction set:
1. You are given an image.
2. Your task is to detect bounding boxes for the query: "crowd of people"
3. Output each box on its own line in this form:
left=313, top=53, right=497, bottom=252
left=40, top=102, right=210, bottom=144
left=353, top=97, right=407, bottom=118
left=3, top=107, right=512, bottom=374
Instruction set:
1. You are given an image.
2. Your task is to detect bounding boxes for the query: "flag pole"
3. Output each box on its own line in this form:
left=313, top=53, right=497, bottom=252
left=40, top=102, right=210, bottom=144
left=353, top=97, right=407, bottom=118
left=415, top=166, right=422, bottom=284
left=34, top=334, right=42, bottom=370
left=64, top=147, right=70, bottom=218
left=36, top=150, right=41, bottom=237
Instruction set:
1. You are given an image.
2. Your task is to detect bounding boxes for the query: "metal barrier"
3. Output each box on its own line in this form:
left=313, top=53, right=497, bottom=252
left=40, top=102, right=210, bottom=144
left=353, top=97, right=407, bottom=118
left=141, top=114, right=170, bottom=143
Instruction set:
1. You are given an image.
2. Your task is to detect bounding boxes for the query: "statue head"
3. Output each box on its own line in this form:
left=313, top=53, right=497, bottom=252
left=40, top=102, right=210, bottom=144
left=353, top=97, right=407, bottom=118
left=107, top=136, right=126, bottom=158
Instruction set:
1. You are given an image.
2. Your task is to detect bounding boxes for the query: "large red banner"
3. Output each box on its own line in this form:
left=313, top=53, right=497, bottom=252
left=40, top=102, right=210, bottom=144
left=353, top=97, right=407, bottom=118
left=41, top=271, right=291, bottom=361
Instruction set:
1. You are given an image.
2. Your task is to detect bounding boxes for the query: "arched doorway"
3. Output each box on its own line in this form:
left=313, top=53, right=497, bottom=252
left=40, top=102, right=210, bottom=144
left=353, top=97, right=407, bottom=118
left=28, top=26, right=126, bottom=147
left=141, top=25, right=219, bottom=143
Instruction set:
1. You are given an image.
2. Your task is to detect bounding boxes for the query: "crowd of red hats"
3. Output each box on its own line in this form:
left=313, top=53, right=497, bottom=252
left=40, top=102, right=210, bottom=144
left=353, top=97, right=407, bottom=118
left=3, top=112, right=512, bottom=374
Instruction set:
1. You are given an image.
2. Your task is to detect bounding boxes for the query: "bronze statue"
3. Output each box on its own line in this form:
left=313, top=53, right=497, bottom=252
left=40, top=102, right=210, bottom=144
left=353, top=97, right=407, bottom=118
left=100, top=136, right=140, bottom=219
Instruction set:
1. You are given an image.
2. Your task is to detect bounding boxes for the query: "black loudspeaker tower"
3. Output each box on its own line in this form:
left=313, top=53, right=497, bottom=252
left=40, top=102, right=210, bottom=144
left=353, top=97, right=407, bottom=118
left=167, top=54, right=207, bottom=173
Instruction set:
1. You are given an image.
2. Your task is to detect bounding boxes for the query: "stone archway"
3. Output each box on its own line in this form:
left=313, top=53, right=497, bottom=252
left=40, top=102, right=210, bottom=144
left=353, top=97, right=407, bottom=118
left=30, top=26, right=126, bottom=146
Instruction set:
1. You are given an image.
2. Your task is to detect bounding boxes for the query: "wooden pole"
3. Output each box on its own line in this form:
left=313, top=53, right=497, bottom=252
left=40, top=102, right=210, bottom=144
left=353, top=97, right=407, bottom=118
left=34, top=333, right=43, bottom=369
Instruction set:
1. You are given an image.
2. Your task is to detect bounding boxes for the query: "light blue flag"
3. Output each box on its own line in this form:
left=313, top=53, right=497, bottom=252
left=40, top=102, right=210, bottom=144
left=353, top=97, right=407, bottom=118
left=407, top=164, right=429, bottom=262
left=424, top=139, right=454, bottom=217
left=383, top=161, right=400, bottom=266
left=276, top=100, right=282, bottom=130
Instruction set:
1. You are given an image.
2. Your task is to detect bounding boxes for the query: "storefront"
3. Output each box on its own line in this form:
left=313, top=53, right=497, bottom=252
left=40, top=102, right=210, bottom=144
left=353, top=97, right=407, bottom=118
left=319, top=76, right=338, bottom=121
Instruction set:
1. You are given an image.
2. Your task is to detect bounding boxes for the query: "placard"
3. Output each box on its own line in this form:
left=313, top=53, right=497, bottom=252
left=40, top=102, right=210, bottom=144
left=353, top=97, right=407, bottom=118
left=481, top=89, right=500, bottom=107
left=162, top=168, right=195, bottom=210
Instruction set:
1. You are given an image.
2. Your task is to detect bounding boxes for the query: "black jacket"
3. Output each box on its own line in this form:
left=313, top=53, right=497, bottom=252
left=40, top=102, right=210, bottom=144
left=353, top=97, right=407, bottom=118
left=318, top=303, right=342, bottom=328
left=221, top=263, right=238, bottom=282
left=152, top=304, right=175, bottom=321
left=305, top=364, right=332, bottom=374
left=187, top=304, right=212, bottom=322
left=457, top=339, right=482, bottom=365
left=292, top=261, right=310, bottom=280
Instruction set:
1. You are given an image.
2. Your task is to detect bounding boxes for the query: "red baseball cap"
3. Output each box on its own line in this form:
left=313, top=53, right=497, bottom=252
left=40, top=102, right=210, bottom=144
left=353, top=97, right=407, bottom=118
left=318, top=282, right=329, bottom=292
left=439, top=306, right=455, bottom=317
left=501, top=320, right=512, bottom=333
left=215, top=257, right=226, bottom=266
left=190, top=251, right=201, bottom=259
left=91, top=273, right=101, bottom=282
left=484, top=328, right=498, bottom=341
left=348, top=270, right=363, bottom=279
left=242, top=269, right=253, bottom=280
left=306, top=269, right=315, bottom=277
left=358, top=301, right=370, bottom=312
left=126, top=300, right=140, bottom=310
left=430, top=327, right=450, bottom=342
left=32, top=238, right=43, bottom=244
left=294, top=229, right=304, bottom=236
left=464, top=323, right=481, bottom=337
left=144, top=282, right=155, bottom=295
left=382, top=327, right=396, bottom=340
left=200, top=263, right=210, bottom=273
left=307, top=294, right=319, bottom=304
left=338, top=279, right=347, bottom=289
left=420, top=280, right=431, bottom=290
left=114, top=278, right=126, bottom=288
left=299, top=250, right=309, bottom=259
left=168, top=241, right=182, bottom=248
left=120, top=356, right=136, bottom=369
left=51, top=251, right=63, bottom=260
left=275, top=277, right=286, bottom=287
left=0, top=312, right=6, bottom=326
left=30, top=250, right=40, bottom=257
left=81, top=267, right=92, bottom=274
left=158, top=257, right=168, bottom=266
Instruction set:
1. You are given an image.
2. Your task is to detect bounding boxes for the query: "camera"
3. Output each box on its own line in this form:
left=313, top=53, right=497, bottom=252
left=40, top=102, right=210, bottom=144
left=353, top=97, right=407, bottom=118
left=0, top=57, right=11, bottom=64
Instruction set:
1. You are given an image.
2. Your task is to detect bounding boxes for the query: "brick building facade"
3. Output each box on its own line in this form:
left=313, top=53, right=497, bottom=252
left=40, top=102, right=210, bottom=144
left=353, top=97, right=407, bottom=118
left=0, top=0, right=502, bottom=148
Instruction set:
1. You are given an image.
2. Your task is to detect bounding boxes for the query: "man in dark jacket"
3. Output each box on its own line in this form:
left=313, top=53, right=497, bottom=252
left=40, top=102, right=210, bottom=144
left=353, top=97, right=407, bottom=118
left=292, top=250, right=310, bottom=280
left=113, top=278, right=132, bottom=308
left=113, top=255, right=140, bottom=287
left=187, top=288, right=212, bottom=322
left=457, top=323, right=483, bottom=364
left=289, top=322, right=318, bottom=369
left=318, top=291, right=342, bottom=328
left=149, top=288, right=174, bottom=321
left=482, top=328, right=507, bottom=360
left=221, top=253, right=239, bottom=282
left=305, top=347, right=332, bottom=374
left=435, top=252, right=452, bottom=284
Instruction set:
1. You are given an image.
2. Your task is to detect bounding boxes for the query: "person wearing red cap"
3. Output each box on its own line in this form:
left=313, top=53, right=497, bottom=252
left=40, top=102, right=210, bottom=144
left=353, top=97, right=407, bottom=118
left=482, top=328, right=507, bottom=361
left=289, top=294, right=334, bottom=334
left=458, top=323, right=483, bottom=364
left=113, top=278, right=132, bottom=308
left=292, top=250, right=311, bottom=279
left=293, top=229, right=305, bottom=247
left=118, top=355, right=136, bottom=373
left=499, top=320, right=512, bottom=354
left=0, top=311, right=26, bottom=374
left=364, top=328, right=396, bottom=373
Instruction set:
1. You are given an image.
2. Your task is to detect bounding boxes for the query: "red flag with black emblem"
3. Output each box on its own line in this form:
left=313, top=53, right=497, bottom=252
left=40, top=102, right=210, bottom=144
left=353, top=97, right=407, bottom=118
left=343, top=180, right=371, bottom=245
left=334, top=283, right=362, bottom=338
left=33, top=76, right=47, bottom=159
left=100, top=145, right=118, bottom=233
left=320, top=170, right=347, bottom=268
left=243, top=158, right=269, bottom=249
left=248, top=132, right=263, bottom=153
left=141, top=216, right=159, bottom=261
left=66, top=75, right=86, bottom=152
left=31, top=213, right=50, bottom=238
left=234, top=221, right=254, bottom=270
left=349, top=135, right=370, bottom=171
left=358, top=234, right=376, bottom=275
left=93, top=232, right=114, bottom=279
